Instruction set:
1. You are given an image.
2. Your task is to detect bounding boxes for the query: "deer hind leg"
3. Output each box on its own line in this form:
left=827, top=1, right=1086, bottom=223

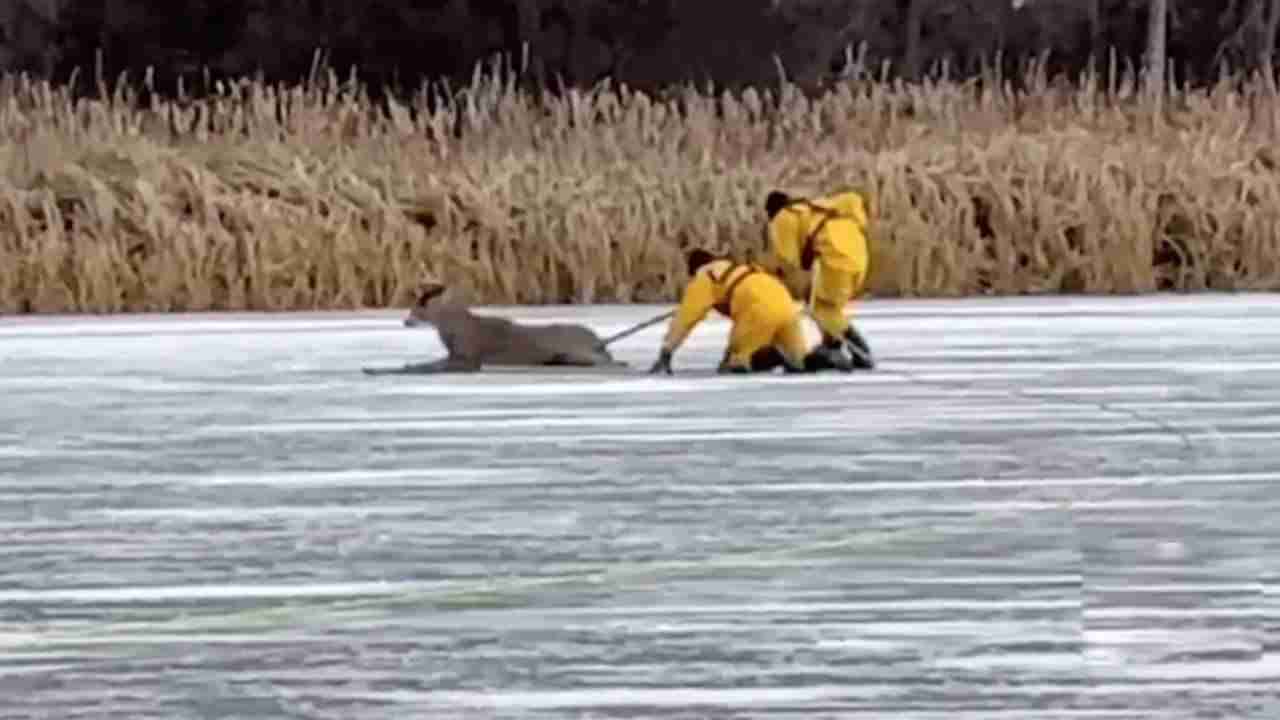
left=545, top=345, right=617, bottom=366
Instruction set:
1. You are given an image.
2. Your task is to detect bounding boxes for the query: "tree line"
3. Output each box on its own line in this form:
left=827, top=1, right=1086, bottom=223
left=0, top=1, right=1277, bottom=97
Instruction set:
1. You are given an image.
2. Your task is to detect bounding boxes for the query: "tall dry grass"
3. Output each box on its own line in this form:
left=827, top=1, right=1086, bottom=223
left=1, top=57, right=1279, bottom=314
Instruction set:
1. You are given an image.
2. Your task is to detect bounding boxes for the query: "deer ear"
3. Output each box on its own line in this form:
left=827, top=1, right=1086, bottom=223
left=416, top=283, right=446, bottom=306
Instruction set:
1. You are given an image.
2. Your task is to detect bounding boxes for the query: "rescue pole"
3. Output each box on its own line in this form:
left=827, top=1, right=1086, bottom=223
left=808, top=258, right=820, bottom=309
left=597, top=310, right=675, bottom=348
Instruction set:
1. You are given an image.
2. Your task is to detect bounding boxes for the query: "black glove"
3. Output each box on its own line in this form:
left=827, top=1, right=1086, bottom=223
left=649, top=348, right=673, bottom=375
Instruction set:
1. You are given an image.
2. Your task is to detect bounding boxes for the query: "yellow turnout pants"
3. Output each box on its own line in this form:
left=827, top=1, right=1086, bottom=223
left=808, top=259, right=866, bottom=341
left=723, top=277, right=810, bottom=370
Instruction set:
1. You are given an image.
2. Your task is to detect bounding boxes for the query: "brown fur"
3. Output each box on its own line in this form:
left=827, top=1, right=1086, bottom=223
left=364, top=283, right=624, bottom=374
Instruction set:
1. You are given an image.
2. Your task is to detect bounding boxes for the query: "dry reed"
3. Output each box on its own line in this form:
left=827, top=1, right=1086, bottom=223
left=1, top=57, right=1279, bottom=314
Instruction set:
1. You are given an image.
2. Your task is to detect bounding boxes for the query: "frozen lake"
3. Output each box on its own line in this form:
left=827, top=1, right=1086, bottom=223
left=1, top=295, right=1279, bottom=719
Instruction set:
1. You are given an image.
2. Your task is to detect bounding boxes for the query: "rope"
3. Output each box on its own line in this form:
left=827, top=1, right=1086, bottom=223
left=799, top=308, right=1198, bottom=455
left=596, top=310, right=674, bottom=348
left=881, top=359, right=1197, bottom=455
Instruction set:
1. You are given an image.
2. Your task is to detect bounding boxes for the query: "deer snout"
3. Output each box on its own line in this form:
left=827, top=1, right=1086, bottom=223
left=404, top=316, right=420, bottom=327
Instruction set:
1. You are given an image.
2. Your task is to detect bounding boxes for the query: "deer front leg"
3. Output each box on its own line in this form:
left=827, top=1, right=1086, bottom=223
left=402, top=354, right=482, bottom=373
left=363, top=354, right=480, bottom=375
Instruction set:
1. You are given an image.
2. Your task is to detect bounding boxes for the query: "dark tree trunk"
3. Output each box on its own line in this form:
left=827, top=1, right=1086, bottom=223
left=1089, top=0, right=1105, bottom=69
left=1147, top=0, right=1168, bottom=104
left=904, top=0, right=927, bottom=80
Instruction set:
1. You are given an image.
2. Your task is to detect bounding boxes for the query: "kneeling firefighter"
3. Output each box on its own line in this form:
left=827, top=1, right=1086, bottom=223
left=764, top=188, right=875, bottom=369
left=649, top=249, right=854, bottom=375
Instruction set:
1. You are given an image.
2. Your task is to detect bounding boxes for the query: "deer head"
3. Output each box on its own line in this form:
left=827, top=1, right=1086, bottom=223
left=404, top=282, right=448, bottom=328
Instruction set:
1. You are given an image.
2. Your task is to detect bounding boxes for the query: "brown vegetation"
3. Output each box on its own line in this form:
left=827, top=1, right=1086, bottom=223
left=1, top=59, right=1279, bottom=314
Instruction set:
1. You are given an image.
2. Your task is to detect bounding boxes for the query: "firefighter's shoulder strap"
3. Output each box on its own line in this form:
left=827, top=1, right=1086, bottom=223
left=786, top=196, right=856, bottom=271
left=708, top=259, right=763, bottom=317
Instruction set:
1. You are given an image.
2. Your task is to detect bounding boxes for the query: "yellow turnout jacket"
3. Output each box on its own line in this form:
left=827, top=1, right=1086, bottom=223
left=766, top=190, right=870, bottom=275
left=661, top=258, right=787, bottom=353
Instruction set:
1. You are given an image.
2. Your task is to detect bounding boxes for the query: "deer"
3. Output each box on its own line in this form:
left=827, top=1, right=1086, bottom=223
left=363, top=283, right=627, bottom=375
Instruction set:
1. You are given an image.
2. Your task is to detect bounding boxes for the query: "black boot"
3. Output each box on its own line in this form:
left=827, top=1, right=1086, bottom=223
left=843, top=325, right=874, bottom=370
left=803, top=338, right=854, bottom=372
left=717, top=348, right=757, bottom=374
left=749, top=347, right=787, bottom=372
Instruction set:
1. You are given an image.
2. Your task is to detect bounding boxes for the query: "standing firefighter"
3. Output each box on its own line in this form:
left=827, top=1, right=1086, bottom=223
left=764, top=189, right=875, bottom=369
left=649, top=249, right=853, bottom=375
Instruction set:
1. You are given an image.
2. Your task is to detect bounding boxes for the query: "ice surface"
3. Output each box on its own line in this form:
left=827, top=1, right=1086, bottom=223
left=1, top=294, right=1279, bottom=719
